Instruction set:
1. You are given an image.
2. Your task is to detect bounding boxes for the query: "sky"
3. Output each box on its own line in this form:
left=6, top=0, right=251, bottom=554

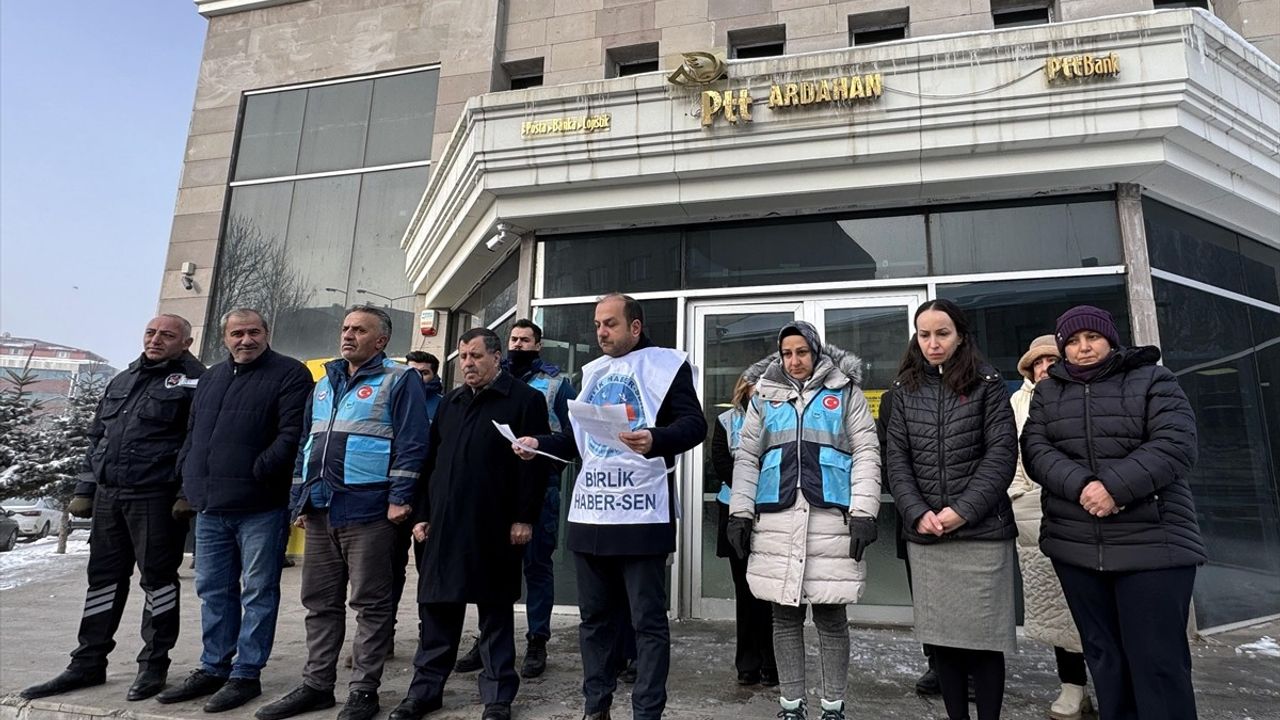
left=1, top=1, right=209, bottom=369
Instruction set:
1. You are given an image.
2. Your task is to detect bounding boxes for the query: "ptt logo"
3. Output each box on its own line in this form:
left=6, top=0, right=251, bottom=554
left=585, top=373, right=646, bottom=458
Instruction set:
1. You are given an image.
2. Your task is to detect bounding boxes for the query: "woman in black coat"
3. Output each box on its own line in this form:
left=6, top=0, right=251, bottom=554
left=886, top=299, right=1018, bottom=720
left=1021, top=305, right=1203, bottom=720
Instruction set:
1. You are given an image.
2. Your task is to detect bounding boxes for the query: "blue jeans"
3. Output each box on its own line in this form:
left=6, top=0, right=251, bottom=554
left=195, top=508, right=289, bottom=679
left=522, top=484, right=560, bottom=641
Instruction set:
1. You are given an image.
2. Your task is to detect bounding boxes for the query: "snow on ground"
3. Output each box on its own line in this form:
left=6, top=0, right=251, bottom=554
left=0, top=532, right=91, bottom=591
left=1234, top=636, right=1280, bottom=658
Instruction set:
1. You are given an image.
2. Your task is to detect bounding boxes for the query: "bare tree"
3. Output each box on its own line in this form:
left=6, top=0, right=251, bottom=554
left=202, top=214, right=314, bottom=359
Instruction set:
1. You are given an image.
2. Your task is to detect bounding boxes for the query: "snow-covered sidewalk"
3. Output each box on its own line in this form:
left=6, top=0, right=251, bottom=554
left=0, top=532, right=90, bottom=591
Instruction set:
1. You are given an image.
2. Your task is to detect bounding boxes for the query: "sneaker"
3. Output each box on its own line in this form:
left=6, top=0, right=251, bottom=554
left=255, top=684, right=336, bottom=720
left=20, top=667, right=106, bottom=699
left=818, top=699, right=845, bottom=720
left=482, top=702, right=512, bottom=720
left=204, top=678, right=262, bottom=713
left=777, top=696, right=807, bottom=720
left=914, top=667, right=940, bottom=696
left=760, top=668, right=779, bottom=687
left=156, top=669, right=226, bottom=704
left=337, top=689, right=380, bottom=720
left=127, top=667, right=167, bottom=701
left=1049, top=683, right=1093, bottom=720
left=617, top=659, right=637, bottom=684
left=521, top=638, right=548, bottom=678
left=455, top=637, right=482, bottom=673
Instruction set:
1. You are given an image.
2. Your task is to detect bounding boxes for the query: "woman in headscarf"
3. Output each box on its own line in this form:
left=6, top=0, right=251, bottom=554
left=886, top=299, right=1018, bottom=720
left=1009, top=335, right=1090, bottom=720
left=1022, top=306, right=1203, bottom=720
left=727, top=321, right=881, bottom=720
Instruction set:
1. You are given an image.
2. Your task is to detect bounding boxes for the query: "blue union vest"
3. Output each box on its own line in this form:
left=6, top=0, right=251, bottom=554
left=526, top=373, right=567, bottom=434
left=716, top=408, right=744, bottom=505
left=754, top=386, right=854, bottom=513
left=302, top=358, right=406, bottom=490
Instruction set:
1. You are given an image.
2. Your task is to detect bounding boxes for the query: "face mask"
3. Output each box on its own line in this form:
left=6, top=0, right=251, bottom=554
left=507, top=349, right=540, bottom=374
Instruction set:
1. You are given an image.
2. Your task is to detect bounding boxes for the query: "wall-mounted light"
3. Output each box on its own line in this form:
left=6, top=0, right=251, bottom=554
left=485, top=222, right=522, bottom=252
left=180, top=262, right=197, bottom=291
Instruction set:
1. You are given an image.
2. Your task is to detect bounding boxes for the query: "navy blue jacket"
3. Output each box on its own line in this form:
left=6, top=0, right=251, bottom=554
left=76, top=352, right=206, bottom=499
left=180, top=347, right=313, bottom=513
left=291, top=352, right=430, bottom=528
left=537, top=335, right=707, bottom=556
left=423, top=377, right=444, bottom=422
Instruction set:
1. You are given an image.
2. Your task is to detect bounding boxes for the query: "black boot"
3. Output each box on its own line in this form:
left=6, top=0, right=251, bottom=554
left=156, top=669, right=226, bottom=704
left=127, top=667, right=167, bottom=701
left=20, top=667, right=106, bottom=699
left=454, top=637, right=482, bottom=673
left=204, top=678, right=262, bottom=713
left=521, top=638, right=547, bottom=679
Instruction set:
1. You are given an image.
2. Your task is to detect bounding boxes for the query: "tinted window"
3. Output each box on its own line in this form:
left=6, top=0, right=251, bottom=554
left=234, top=90, right=305, bottom=181
left=297, top=81, right=373, bottom=175
left=1144, top=198, right=1245, bottom=294
left=364, top=71, right=438, bottom=167
left=930, top=201, right=1122, bottom=275
left=540, top=231, right=681, bottom=298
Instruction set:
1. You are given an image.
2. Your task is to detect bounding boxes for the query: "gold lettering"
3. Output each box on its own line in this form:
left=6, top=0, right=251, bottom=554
left=850, top=76, right=864, bottom=99
left=798, top=82, right=815, bottom=105
left=723, top=91, right=738, bottom=122
left=784, top=83, right=799, bottom=107
left=864, top=73, right=882, bottom=97
left=701, top=90, right=723, bottom=127
left=768, top=84, right=784, bottom=108
left=1109, top=52, right=1120, bottom=75
left=817, top=79, right=832, bottom=103
left=735, top=89, right=753, bottom=122
left=1046, top=58, right=1061, bottom=80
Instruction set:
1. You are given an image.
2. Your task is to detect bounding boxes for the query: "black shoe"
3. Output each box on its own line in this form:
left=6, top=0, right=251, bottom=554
left=583, top=710, right=612, bottom=720
left=256, top=684, right=336, bottom=720
left=455, top=638, right=482, bottom=673
left=482, top=702, right=511, bottom=720
left=736, top=670, right=760, bottom=686
left=760, top=668, right=779, bottom=687
left=337, top=689, right=380, bottom=720
left=205, top=678, right=262, bottom=713
left=20, top=667, right=106, bottom=699
left=156, top=669, right=227, bottom=704
left=617, top=659, right=637, bottom=684
left=914, top=667, right=941, bottom=696
left=127, top=668, right=167, bottom=701
left=389, top=696, right=443, bottom=720
left=521, top=639, right=547, bottom=678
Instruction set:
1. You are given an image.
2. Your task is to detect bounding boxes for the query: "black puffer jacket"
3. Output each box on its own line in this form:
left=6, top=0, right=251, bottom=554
left=75, top=352, right=206, bottom=499
left=180, top=347, right=314, bottom=513
left=886, top=364, right=1018, bottom=544
left=1021, top=346, right=1204, bottom=572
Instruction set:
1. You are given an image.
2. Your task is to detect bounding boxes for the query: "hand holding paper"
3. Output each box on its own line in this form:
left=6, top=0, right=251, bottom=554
left=493, top=420, right=569, bottom=463
left=567, top=400, right=637, bottom=454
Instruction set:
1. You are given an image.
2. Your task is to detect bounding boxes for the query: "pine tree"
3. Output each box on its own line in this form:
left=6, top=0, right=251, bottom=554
left=0, top=356, right=42, bottom=483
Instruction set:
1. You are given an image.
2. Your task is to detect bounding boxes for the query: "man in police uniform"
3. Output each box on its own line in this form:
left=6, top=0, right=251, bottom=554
left=21, top=314, right=205, bottom=702
left=514, top=294, right=706, bottom=720
left=256, top=305, right=429, bottom=720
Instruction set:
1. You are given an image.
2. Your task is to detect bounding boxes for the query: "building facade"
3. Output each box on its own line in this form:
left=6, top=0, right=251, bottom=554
left=0, top=333, right=115, bottom=415
left=163, top=0, right=1279, bottom=629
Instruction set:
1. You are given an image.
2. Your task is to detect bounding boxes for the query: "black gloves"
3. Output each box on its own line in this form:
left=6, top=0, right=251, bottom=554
left=171, top=498, right=197, bottom=521
left=848, top=516, right=877, bottom=562
left=726, top=516, right=753, bottom=560
left=68, top=496, right=93, bottom=519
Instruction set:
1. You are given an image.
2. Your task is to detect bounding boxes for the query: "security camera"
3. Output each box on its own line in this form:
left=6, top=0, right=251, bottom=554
left=180, top=261, right=197, bottom=291
left=486, top=222, right=518, bottom=252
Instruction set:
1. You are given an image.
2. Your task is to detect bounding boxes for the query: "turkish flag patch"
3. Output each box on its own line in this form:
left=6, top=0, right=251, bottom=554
left=356, top=386, right=374, bottom=400
left=822, top=395, right=840, bottom=411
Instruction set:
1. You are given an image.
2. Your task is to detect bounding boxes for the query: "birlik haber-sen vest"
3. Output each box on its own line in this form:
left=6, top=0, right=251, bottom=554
left=568, top=347, right=685, bottom=526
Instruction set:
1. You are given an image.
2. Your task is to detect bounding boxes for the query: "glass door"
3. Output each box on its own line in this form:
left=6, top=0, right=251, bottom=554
left=683, top=291, right=925, bottom=623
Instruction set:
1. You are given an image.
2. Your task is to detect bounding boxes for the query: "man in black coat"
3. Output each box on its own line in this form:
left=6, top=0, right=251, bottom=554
left=156, top=308, right=312, bottom=711
left=388, top=328, right=550, bottom=720
left=514, top=293, right=707, bottom=720
left=22, top=314, right=205, bottom=702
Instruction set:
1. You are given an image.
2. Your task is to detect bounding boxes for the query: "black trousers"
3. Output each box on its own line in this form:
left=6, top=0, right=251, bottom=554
left=575, top=552, right=669, bottom=720
left=408, top=602, right=519, bottom=706
left=1055, top=645, right=1088, bottom=685
left=389, top=521, right=425, bottom=633
left=727, top=551, right=776, bottom=676
left=1054, top=561, right=1198, bottom=720
left=70, top=488, right=188, bottom=672
left=933, top=646, right=1004, bottom=720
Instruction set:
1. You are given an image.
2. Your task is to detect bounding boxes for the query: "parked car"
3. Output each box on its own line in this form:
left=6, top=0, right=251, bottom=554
left=0, top=497, right=63, bottom=541
left=0, top=510, right=19, bottom=552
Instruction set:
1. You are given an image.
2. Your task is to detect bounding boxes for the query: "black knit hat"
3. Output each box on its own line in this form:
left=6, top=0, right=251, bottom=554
left=1055, top=305, right=1120, bottom=355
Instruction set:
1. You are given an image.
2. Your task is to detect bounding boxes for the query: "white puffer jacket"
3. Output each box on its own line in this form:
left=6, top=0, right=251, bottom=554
left=1011, top=379, right=1082, bottom=652
left=729, top=347, right=881, bottom=607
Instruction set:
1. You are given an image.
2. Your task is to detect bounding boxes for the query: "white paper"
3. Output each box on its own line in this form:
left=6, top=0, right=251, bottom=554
left=567, top=400, right=636, bottom=454
left=491, top=420, right=570, bottom=464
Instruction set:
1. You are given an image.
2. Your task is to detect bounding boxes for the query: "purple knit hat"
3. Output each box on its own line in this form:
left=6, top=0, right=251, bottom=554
left=1055, top=305, right=1120, bottom=355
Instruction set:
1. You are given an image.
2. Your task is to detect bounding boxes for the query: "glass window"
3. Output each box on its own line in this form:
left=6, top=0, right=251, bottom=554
left=1144, top=198, right=1245, bottom=295
left=1154, top=279, right=1280, bottom=627
left=234, top=89, right=306, bottom=181
left=540, top=231, right=681, bottom=298
left=1241, top=236, right=1280, bottom=306
left=297, top=81, right=373, bottom=175
left=364, top=71, right=438, bottom=167
left=938, top=275, right=1130, bottom=384
left=930, top=200, right=1122, bottom=275
left=686, top=215, right=927, bottom=288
